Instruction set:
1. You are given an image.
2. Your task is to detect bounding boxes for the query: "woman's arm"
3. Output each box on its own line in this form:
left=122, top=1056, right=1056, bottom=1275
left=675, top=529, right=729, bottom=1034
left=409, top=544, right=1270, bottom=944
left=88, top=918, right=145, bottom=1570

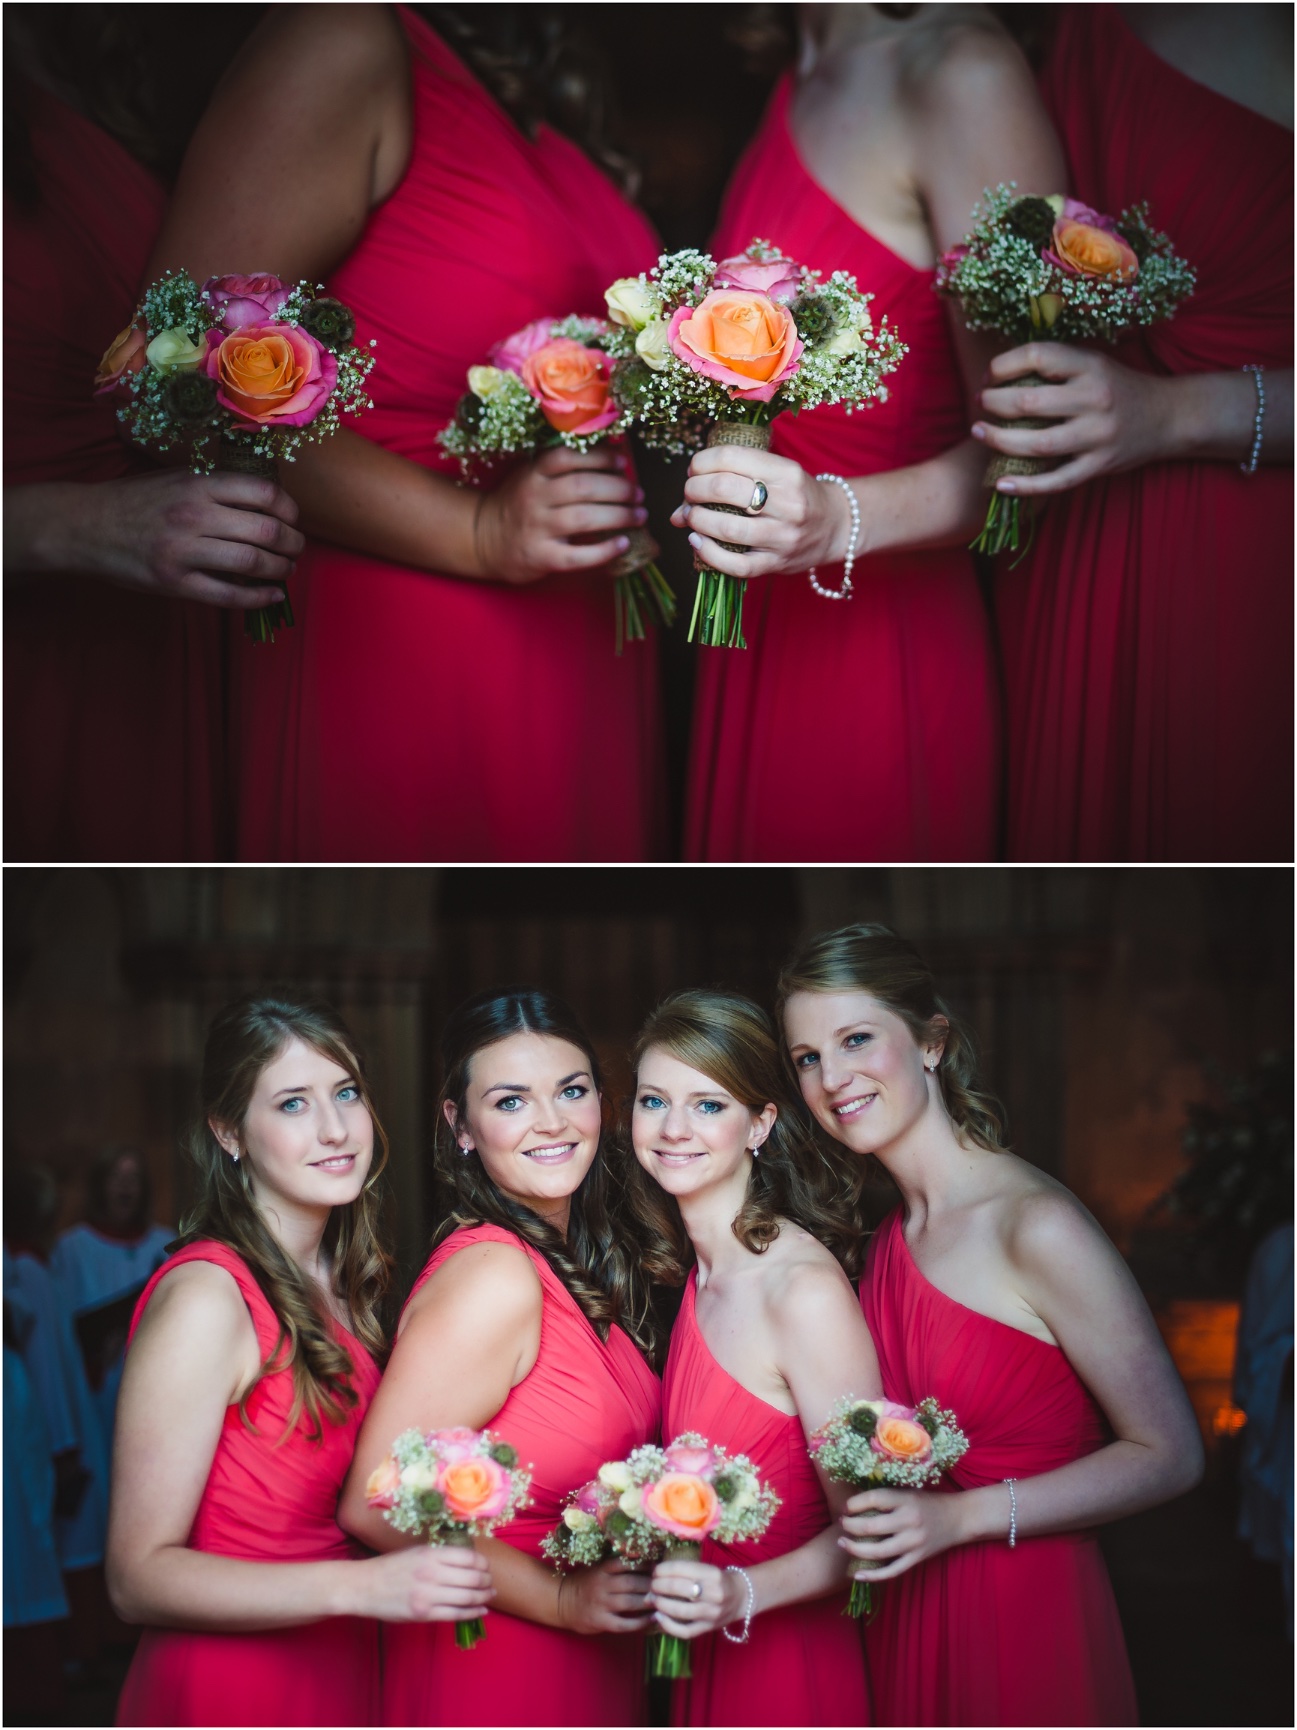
left=974, top=349, right=1294, bottom=491
left=840, top=1193, right=1204, bottom=1579
left=107, top=1262, right=492, bottom=1629
left=677, top=24, right=1068, bottom=576
left=336, top=1241, right=652, bottom=1636
left=651, top=1260, right=883, bottom=1636
left=145, top=2, right=639, bottom=583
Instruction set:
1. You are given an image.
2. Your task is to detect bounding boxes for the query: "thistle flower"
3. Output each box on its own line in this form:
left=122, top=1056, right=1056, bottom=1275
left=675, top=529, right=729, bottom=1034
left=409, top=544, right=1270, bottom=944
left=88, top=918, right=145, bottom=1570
left=299, top=296, right=357, bottom=349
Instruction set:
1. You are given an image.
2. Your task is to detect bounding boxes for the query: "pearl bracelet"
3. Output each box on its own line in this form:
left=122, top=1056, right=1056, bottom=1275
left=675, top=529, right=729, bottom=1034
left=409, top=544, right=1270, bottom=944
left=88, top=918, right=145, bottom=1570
left=1240, top=364, right=1265, bottom=474
left=807, top=473, right=860, bottom=600
left=1004, top=1478, right=1018, bottom=1549
left=721, top=1565, right=756, bottom=1644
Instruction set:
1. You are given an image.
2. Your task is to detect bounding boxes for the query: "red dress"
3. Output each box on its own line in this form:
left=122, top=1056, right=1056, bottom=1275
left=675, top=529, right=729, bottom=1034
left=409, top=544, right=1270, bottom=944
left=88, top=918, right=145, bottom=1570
left=997, top=5, right=1294, bottom=861
left=686, top=74, right=999, bottom=862
left=4, top=86, right=225, bottom=861
left=115, top=1242, right=381, bottom=1728
left=860, top=1210, right=1138, bottom=1727
left=381, top=1223, right=662, bottom=1727
left=661, top=1270, right=871, bottom=1727
left=230, top=7, right=665, bottom=862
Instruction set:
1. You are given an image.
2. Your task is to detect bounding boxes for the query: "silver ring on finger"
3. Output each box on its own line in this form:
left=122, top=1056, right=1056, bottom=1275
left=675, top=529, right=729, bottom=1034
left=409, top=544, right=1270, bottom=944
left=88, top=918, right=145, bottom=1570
left=690, top=1581, right=702, bottom=1600
left=747, top=480, right=769, bottom=514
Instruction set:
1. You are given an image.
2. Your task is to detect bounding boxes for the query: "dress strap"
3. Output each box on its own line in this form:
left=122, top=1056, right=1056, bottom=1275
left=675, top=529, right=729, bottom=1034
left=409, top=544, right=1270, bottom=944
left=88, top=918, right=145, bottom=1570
left=128, top=1240, right=282, bottom=1361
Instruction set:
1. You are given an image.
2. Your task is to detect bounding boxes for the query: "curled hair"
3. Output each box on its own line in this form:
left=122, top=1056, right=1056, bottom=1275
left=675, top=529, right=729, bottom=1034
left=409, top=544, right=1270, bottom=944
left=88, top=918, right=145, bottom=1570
left=432, top=987, right=659, bottom=1360
left=176, top=997, right=394, bottom=1442
left=629, top=990, right=868, bottom=1284
left=777, top=923, right=1008, bottom=1153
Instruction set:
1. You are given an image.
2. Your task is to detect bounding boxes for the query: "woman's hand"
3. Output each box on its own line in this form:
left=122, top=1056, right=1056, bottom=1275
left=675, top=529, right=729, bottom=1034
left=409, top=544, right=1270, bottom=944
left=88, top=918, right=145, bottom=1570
left=354, top=1543, right=495, bottom=1624
left=973, top=345, right=1179, bottom=493
left=474, top=446, right=646, bottom=586
left=556, top=1557, right=655, bottom=1635
left=839, top=1485, right=973, bottom=1583
left=670, top=446, right=852, bottom=580
left=4, top=471, right=304, bottom=608
left=647, top=1556, right=747, bottom=1640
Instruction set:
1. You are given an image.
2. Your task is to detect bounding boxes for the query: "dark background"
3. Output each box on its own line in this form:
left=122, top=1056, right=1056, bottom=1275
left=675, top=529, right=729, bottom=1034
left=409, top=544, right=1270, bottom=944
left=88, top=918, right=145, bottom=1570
left=4, top=864, right=1292, bottom=1725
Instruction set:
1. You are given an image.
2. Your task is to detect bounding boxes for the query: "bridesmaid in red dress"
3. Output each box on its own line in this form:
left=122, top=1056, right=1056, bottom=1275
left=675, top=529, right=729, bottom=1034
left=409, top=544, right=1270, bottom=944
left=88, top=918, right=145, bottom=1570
left=628, top=991, right=877, bottom=1726
left=143, top=4, right=663, bottom=862
left=109, top=998, right=490, bottom=1728
left=339, top=989, right=662, bottom=1727
left=779, top=924, right=1205, bottom=1727
left=677, top=6, right=1064, bottom=861
left=979, top=5, right=1293, bottom=860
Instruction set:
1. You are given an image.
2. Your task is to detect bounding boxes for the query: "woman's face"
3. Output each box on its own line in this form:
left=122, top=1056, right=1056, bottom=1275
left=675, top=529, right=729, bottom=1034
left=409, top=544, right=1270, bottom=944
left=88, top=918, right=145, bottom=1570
left=219, top=1036, right=374, bottom=1216
left=632, top=1046, right=775, bottom=1203
left=782, top=990, right=939, bottom=1157
left=450, top=1033, right=603, bottom=1214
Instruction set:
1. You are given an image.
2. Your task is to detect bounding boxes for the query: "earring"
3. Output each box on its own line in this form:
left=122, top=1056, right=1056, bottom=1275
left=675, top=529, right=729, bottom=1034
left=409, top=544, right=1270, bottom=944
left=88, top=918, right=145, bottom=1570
left=231, top=1148, right=241, bottom=1163
left=459, top=1143, right=474, bottom=1159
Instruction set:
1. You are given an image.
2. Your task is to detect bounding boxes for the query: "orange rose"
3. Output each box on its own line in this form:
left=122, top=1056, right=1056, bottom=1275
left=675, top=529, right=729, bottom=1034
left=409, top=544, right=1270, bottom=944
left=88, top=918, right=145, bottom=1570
left=667, top=291, right=804, bottom=403
left=437, top=1455, right=510, bottom=1521
left=203, top=321, right=336, bottom=428
left=872, top=1415, right=933, bottom=1465
left=641, top=1472, right=721, bottom=1542
left=1049, top=219, right=1138, bottom=282
left=520, top=339, right=617, bottom=436
left=94, top=323, right=147, bottom=396
left=364, top=1455, right=401, bottom=1509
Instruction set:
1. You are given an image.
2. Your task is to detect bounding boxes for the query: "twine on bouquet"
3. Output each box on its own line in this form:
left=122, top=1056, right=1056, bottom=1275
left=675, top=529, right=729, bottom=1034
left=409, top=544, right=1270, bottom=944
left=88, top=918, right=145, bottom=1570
left=974, top=370, right=1054, bottom=562
left=689, top=420, right=773, bottom=650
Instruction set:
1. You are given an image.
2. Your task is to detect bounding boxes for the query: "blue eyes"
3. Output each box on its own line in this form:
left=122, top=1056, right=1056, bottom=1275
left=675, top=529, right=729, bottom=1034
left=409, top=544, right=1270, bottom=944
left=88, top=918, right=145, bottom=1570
left=844, top=1032, right=871, bottom=1049
left=639, top=1094, right=667, bottom=1112
left=562, top=1084, right=589, bottom=1102
left=636, top=1094, right=724, bottom=1115
left=795, top=1032, right=870, bottom=1070
left=697, top=1100, right=724, bottom=1116
left=280, top=1084, right=360, bottom=1113
left=496, top=1084, right=589, bottom=1113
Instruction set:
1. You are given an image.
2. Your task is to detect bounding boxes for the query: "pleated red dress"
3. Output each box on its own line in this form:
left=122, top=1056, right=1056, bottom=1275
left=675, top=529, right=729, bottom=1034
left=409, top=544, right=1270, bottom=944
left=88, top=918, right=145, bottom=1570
left=660, top=1270, right=871, bottom=1727
left=229, top=7, right=665, bottom=862
left=686, top=74, right=999, bottom=862
left=4, top=86, right=225, bottom=860
left=115, top=1242, right=381, bottom=1728
left=860, top=1210, right=1138, bottom=1727
left=381, top=1223, right=662, bottom=1727
left=997, top=4, right=1293, bottom=861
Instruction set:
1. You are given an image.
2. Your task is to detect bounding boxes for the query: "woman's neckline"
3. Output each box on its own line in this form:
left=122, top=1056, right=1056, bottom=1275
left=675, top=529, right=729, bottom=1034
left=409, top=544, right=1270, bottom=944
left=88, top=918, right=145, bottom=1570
left=890, top=1213, right=1060, bottom=1352
left=1113, top=6, right=1293, bottom=135
left=684, top=1268, right=801, bottom=1422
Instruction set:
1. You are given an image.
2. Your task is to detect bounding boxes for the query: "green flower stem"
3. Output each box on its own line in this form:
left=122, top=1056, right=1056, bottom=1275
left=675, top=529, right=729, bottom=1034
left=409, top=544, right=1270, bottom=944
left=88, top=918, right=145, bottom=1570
left=613, top=562, right=677, bottom=655
left=454, top=1616, right=485, bottom=1651
left=971, top=490, right=1036, bottom=565
left=648, top=1538, right=700, bottom=1680
left=846, top=1576, right=874, bottom=1620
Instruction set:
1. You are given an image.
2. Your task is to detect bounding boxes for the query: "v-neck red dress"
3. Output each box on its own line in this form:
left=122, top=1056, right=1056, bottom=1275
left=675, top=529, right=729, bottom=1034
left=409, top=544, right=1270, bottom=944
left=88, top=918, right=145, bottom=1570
left=660, top=1269, right=871, bottom=1727
left=381, top=1223, right=662, bottom=1727
left=228, top=7, right=665, bottom=862
left=115, top=1242, right=382, bottom=1728
left=686, top=73, right=999, bottom=862
left=860, top=1210, right=1138, bottom=1726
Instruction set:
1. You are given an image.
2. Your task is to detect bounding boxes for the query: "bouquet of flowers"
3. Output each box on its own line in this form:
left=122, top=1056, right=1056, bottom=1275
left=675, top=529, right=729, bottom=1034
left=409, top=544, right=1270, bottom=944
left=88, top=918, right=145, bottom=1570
left=810, top=1396, right=968, bottom=1618
left=365, top=1425, right=532, bottom=1649
left=541, top=1433, right=780, bottom=1679
left=603, top=242, right=905, bottom=648
left=439, top=316, right=676, bottom=653
left=95, top=270, right=376, bottom=642
left=936, top=184, right=1196, bottom=556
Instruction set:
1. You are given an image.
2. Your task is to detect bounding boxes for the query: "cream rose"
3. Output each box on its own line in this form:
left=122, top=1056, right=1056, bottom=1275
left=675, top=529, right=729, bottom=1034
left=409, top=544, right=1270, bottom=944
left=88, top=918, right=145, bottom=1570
left=605, top=278, right=657, bottom=330
left=635, top=319, right=671, bottom=371
left=468, top=364, right=512, bottom=400
left=146, top=327, right=207, bottom=375
left=618, top=1484, right=645, bottom=1517
left=400, top=1462, right=441, bottom=1495
left=598, top=1460, right=633, bottom=1493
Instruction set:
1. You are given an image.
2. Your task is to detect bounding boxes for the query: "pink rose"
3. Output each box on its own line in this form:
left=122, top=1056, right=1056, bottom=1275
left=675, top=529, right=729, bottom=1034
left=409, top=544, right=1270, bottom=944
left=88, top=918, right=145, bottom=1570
left=575, top=1480, right=605, bottom=1518
left=714, top=251, right=802, bottom=304
left=201, top=273, right=294, bottom=330
left=94, top=323, right=148, bottom=397
left=1059, top=198, right=1120, bottom=235
left=663, top=1442, right=715, bottom=1478
left=203, top=321, right=336, bottom=428
left=490, top=318, right=559, bottom=376
left=437, top=1454, right=511, bottom=1522
left=668, top=291, right=804, bottom=404
left=938, top=243, right=970, bottom=272
left=433, top=1427, right=483, bottom=1463
left=364, top=1455, right=402, bottom=1510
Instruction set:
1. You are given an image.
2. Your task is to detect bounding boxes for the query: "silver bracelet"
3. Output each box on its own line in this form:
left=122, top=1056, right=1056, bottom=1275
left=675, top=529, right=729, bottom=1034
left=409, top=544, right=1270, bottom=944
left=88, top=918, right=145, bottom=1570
left=1004, top=1478, right=1018, bottom=1549
left=721, top=1565, right=756, bottom=1643
left=807, top=473, right=859, bottom=600
left=1240, top=364, right=1265, bottom=474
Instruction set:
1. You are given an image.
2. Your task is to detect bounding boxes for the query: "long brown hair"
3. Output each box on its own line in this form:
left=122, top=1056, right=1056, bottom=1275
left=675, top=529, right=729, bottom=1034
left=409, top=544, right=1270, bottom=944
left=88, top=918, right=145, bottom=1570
left=629, top=989, right=868, bottom=1283
left=431, top=987, right=660, bottom=1359
left=777, top=923, right=1009, bottom=1152
left=175, top=996, right=394, bottom=1442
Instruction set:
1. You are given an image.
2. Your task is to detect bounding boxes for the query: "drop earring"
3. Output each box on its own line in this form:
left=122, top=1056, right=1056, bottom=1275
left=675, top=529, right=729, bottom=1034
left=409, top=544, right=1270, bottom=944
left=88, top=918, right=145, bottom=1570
left=459, top=1143, right=474, bottom=1158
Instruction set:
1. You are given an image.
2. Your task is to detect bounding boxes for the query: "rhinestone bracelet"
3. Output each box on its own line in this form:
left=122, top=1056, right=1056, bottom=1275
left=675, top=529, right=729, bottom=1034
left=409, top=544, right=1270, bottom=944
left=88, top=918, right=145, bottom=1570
left=1240, top=364, right=1265, bottom=475
left=1005, top=1478, right=1018, bottom=1549
left=807, top=473, right=860, bottom=600
left=721, top=1565, right=756, bottom=1643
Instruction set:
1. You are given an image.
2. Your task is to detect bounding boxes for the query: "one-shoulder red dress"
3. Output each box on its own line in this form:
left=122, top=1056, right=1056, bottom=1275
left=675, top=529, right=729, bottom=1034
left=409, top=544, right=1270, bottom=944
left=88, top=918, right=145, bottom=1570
left=4, top=86, right=225, bottom=861
left=860, top=1210, right=1138, bottom=1726
left=381, top=1223, right=662, bottom=1727
left=229, top=7, right=665, bottom=862
left=115, top=1242, right=381, bottom=1728
left=996, top=4, right=1293, bottom=861
left=686, top=74, right=999, bottom=862
left=660, top=1270, right=871, bottom=1727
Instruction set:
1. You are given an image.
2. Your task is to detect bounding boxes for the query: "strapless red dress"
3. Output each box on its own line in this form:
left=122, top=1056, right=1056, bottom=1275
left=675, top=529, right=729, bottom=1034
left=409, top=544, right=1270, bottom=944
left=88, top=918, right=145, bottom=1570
left=686, top=74, right=999, bottom=862
left=229, top=7, right=665, bottom=862
left=115, top=1242, right=381, bottom=1727
left=381, top=1223, right=662, bottom=1727
left=4, top=86, right=225, bottom=860
left=860, top=1210, right=1138, bottom=1726
left=661, top=1270, right=871, bottom=1727
left=997, top=4, right=1293, bottom=860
